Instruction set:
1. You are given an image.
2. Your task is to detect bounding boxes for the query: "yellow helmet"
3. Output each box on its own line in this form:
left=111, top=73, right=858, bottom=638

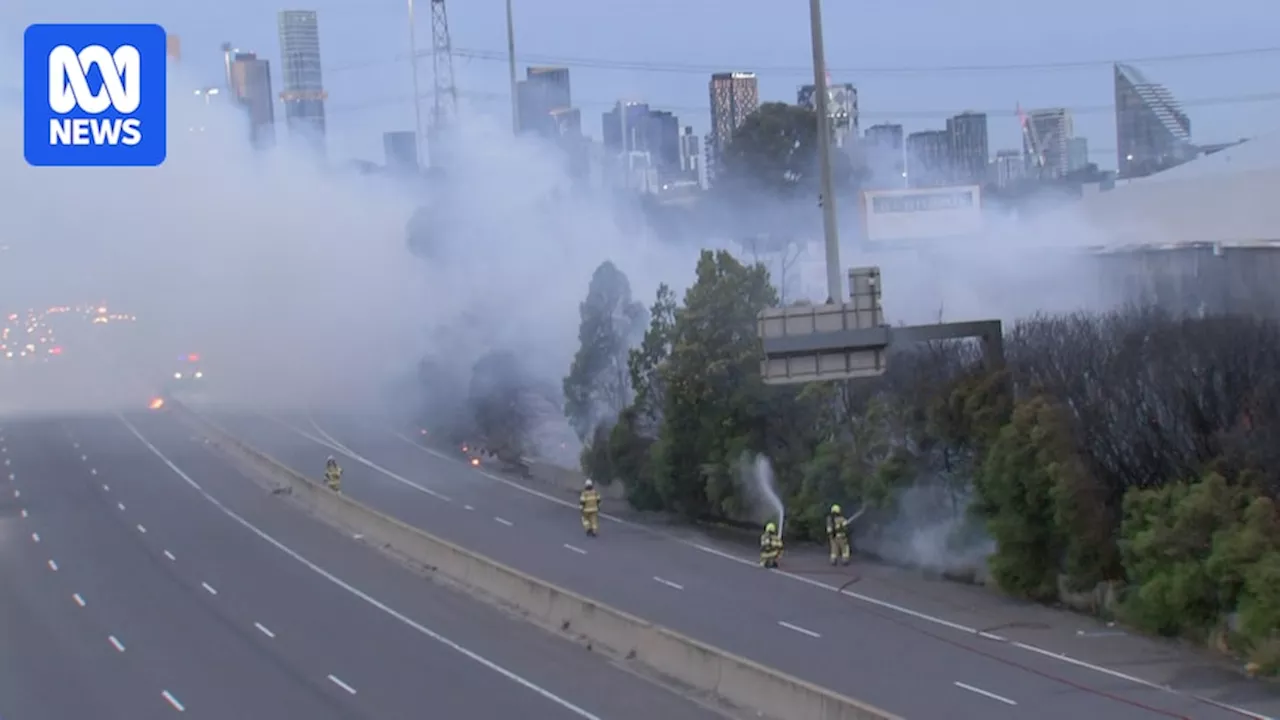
left=831, top=504, right=842, bottom=515
left=765, top=522, right=776, bottom=533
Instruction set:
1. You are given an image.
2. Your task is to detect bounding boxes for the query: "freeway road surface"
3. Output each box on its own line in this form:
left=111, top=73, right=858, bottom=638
left=0, top=414, right=728, bottom=720
left=206, top=410, right=1280, bottom=720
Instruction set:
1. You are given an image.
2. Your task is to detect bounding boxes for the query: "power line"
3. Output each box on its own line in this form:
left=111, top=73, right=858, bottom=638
left=326, top=44, right=1280, bottom=77
left=328, top=88, right=1280, bottom=120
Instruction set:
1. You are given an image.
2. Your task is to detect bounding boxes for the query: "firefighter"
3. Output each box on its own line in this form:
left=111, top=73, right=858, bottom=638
left=826, top=504, right=851, bottom=565
left=580, top=478, right=601, bottom=537
left=760, top=521, right=783, bottom=568
left=324, top=455, right=343, bottom=493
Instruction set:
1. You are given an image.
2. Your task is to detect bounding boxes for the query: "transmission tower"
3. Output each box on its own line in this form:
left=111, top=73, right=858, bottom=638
left=429, top=0, right=458, bottom=127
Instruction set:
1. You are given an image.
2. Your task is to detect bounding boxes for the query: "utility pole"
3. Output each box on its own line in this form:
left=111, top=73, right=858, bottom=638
left=807, top=0, right=842, bottom=304
left=406, top=0, right=425, bottom=169
left=505, top=0, right=519, bottom=134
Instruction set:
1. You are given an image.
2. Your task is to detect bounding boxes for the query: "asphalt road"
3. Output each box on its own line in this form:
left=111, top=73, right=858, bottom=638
left=206, top=410, right=1274, bottom=720
left=0, top=414, right=727, bottom=720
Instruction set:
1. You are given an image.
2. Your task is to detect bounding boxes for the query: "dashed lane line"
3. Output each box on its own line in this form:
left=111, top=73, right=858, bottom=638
left=955, top=681, right=1017, bottom=706
left=161, top=690, right=185, bottom=711
left=119, top=413, right=605, bottom=720
left=777, top=621, right=821, bottom=639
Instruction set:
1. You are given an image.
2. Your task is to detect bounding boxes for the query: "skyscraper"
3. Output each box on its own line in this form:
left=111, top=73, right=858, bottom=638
left=277, top=10, right=328, bottom=148
left=797, top=82, right=858, bottom=148
left=906, top=130, right=950, bottom=187
left=946, top=112, right=988, bottom=185
left=1024, top=108, right=1073, bottom=178
left=228, top=52, right=275, bottom=149
left=708, top=72, right=759, bottom=154
left=383, top=131, right=418, bottom=174
left=601, top=101, right=652, bottom=152
left=517, top=67, right=573, bottom=136
left=1114, top=63, right=1193, bottom=179
left=1067, top=137, right=1090, bottom=173
left=679, top=126, right=700, bottom=177
left=862, top=123, right=905, bottom=188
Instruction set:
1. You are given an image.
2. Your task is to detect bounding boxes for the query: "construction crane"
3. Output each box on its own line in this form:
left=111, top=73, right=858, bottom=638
left=1016, top=103, right=1046, bottom=179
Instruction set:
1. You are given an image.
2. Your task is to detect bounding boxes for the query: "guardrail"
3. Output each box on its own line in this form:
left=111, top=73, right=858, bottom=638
left=166, top=402, right=900, bottom=720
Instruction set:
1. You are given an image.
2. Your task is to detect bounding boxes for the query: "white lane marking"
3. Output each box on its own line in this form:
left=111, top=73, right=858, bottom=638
left=563, top=543, right=587, bottom=555
left=254, top=622, right=275, bottom=638
left=47, top=559, right=58, bottom=571
left=778, top=621, right=821, bottom=638
left=12, top=489, right=17, bottom=498
left=161, top=690, right=185, bottom=711
left=91, top=468, right=97, bottom=475
left=31, top=532, right=39, bottom=542
left=352, top=533, right=364, bottom=540
left=327, top=674, right=357, bottom=695
left=20, top=509, right=27, bottom=518
left=103, top=484, right=109, bottom=491
left=73, top=593, right=86, bottom=607
left=7, top=472, right=13, bottom=480
left=464, top=504, right=474, bottom=511
left=137, top=524, right=147, bottom=534
left=4, top=458, right=9, bottom=466
left=164, top=550, right=176, bottom=561
left=108, top=635, right=125, bottom=652
left=117, top=502, right=125, bottom=511
left=653, top=576, right=684, bottom=591
left=494, top=516, right=514, bottom=527
left=272, top=416, right=454, bottom=503
left=954, top=681, right=1017, bottom=706
left=73, top=442, right=79, bottom=449
left=120, top=414, right=604, bottom=720
left=81, top=454, right=87, bottom=461
left=201, top=582, right=218, bottom=595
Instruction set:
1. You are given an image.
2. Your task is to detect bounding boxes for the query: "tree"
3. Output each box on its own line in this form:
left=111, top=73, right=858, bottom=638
left=651, top=250, right=779, bottom=519
left=717, top=102, right=854, bottom=198
left=627, top=283, right=678, bottom=433
left=563, top=261, right=647, bottom=443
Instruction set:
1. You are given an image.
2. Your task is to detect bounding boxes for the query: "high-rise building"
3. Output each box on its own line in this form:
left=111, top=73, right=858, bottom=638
left=601, top=101, right=651, bottom=152
left=1114, top=63, right=1193, bottom=179
left=906, top=130, right=950, bottom=187
left=517, top=67, right=573, bottom=136
left=994, top=149, right=1024, bottom=188
left=708, top=72, right=759, bottom=154
left=601, top=103, right=680, bottom=176
left=946, top=112, right=988, bottom=185
left=277, top=10, right=328, bottom=148
left=228, top=52, right=275, bottom=149
left=1067, top=136, right=1090, bottom=173
left=1024, top=108, right=1073, bottom=178
left=863, top=123, right=905, bottom=188
left=383, top=131, right=418, bottom=173
left=797, top=82, right=858, bottom=148
left=679, top=126, right=700, bottom=177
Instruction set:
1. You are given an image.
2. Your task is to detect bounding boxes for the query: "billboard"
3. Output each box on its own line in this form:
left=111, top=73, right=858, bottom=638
left=860, top=185, right=983, bottom=242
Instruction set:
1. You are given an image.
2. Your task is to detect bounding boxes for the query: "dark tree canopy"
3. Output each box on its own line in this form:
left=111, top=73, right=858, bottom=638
left=718, top=102, right=854, bottom=198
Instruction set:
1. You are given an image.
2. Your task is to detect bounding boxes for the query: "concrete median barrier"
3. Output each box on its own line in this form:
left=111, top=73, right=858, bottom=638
left=167, top=403, right=899, bottom=720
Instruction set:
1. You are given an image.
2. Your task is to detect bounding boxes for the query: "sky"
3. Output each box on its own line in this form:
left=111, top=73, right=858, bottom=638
left=4, top=0, right=1278, bottom=169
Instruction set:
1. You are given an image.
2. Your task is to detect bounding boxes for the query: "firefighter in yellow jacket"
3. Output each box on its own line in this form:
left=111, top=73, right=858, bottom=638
left=324, top=456, right=342, bottom=493
left=760, top=522, right=783, bottom=568
left=826, top=504, right=851, bottom=565
left=580, top=478, right=601, bottom=537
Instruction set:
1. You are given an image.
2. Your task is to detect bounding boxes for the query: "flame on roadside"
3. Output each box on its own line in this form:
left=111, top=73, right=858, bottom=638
left=148, top=397, right=165, bottom=410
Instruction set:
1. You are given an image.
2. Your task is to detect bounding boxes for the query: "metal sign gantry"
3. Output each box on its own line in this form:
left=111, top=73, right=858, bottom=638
left=758, top=266, right=1004, bottom=385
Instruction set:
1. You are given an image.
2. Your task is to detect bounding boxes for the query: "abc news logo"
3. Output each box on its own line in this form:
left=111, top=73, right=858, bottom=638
left=24, top=24, right=167, bottom=167
left=48, top=44, right=143, bottom=147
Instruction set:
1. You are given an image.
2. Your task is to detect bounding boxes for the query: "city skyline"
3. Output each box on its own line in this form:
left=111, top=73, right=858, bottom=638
left=153, top=3, right=1261, bottom=187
